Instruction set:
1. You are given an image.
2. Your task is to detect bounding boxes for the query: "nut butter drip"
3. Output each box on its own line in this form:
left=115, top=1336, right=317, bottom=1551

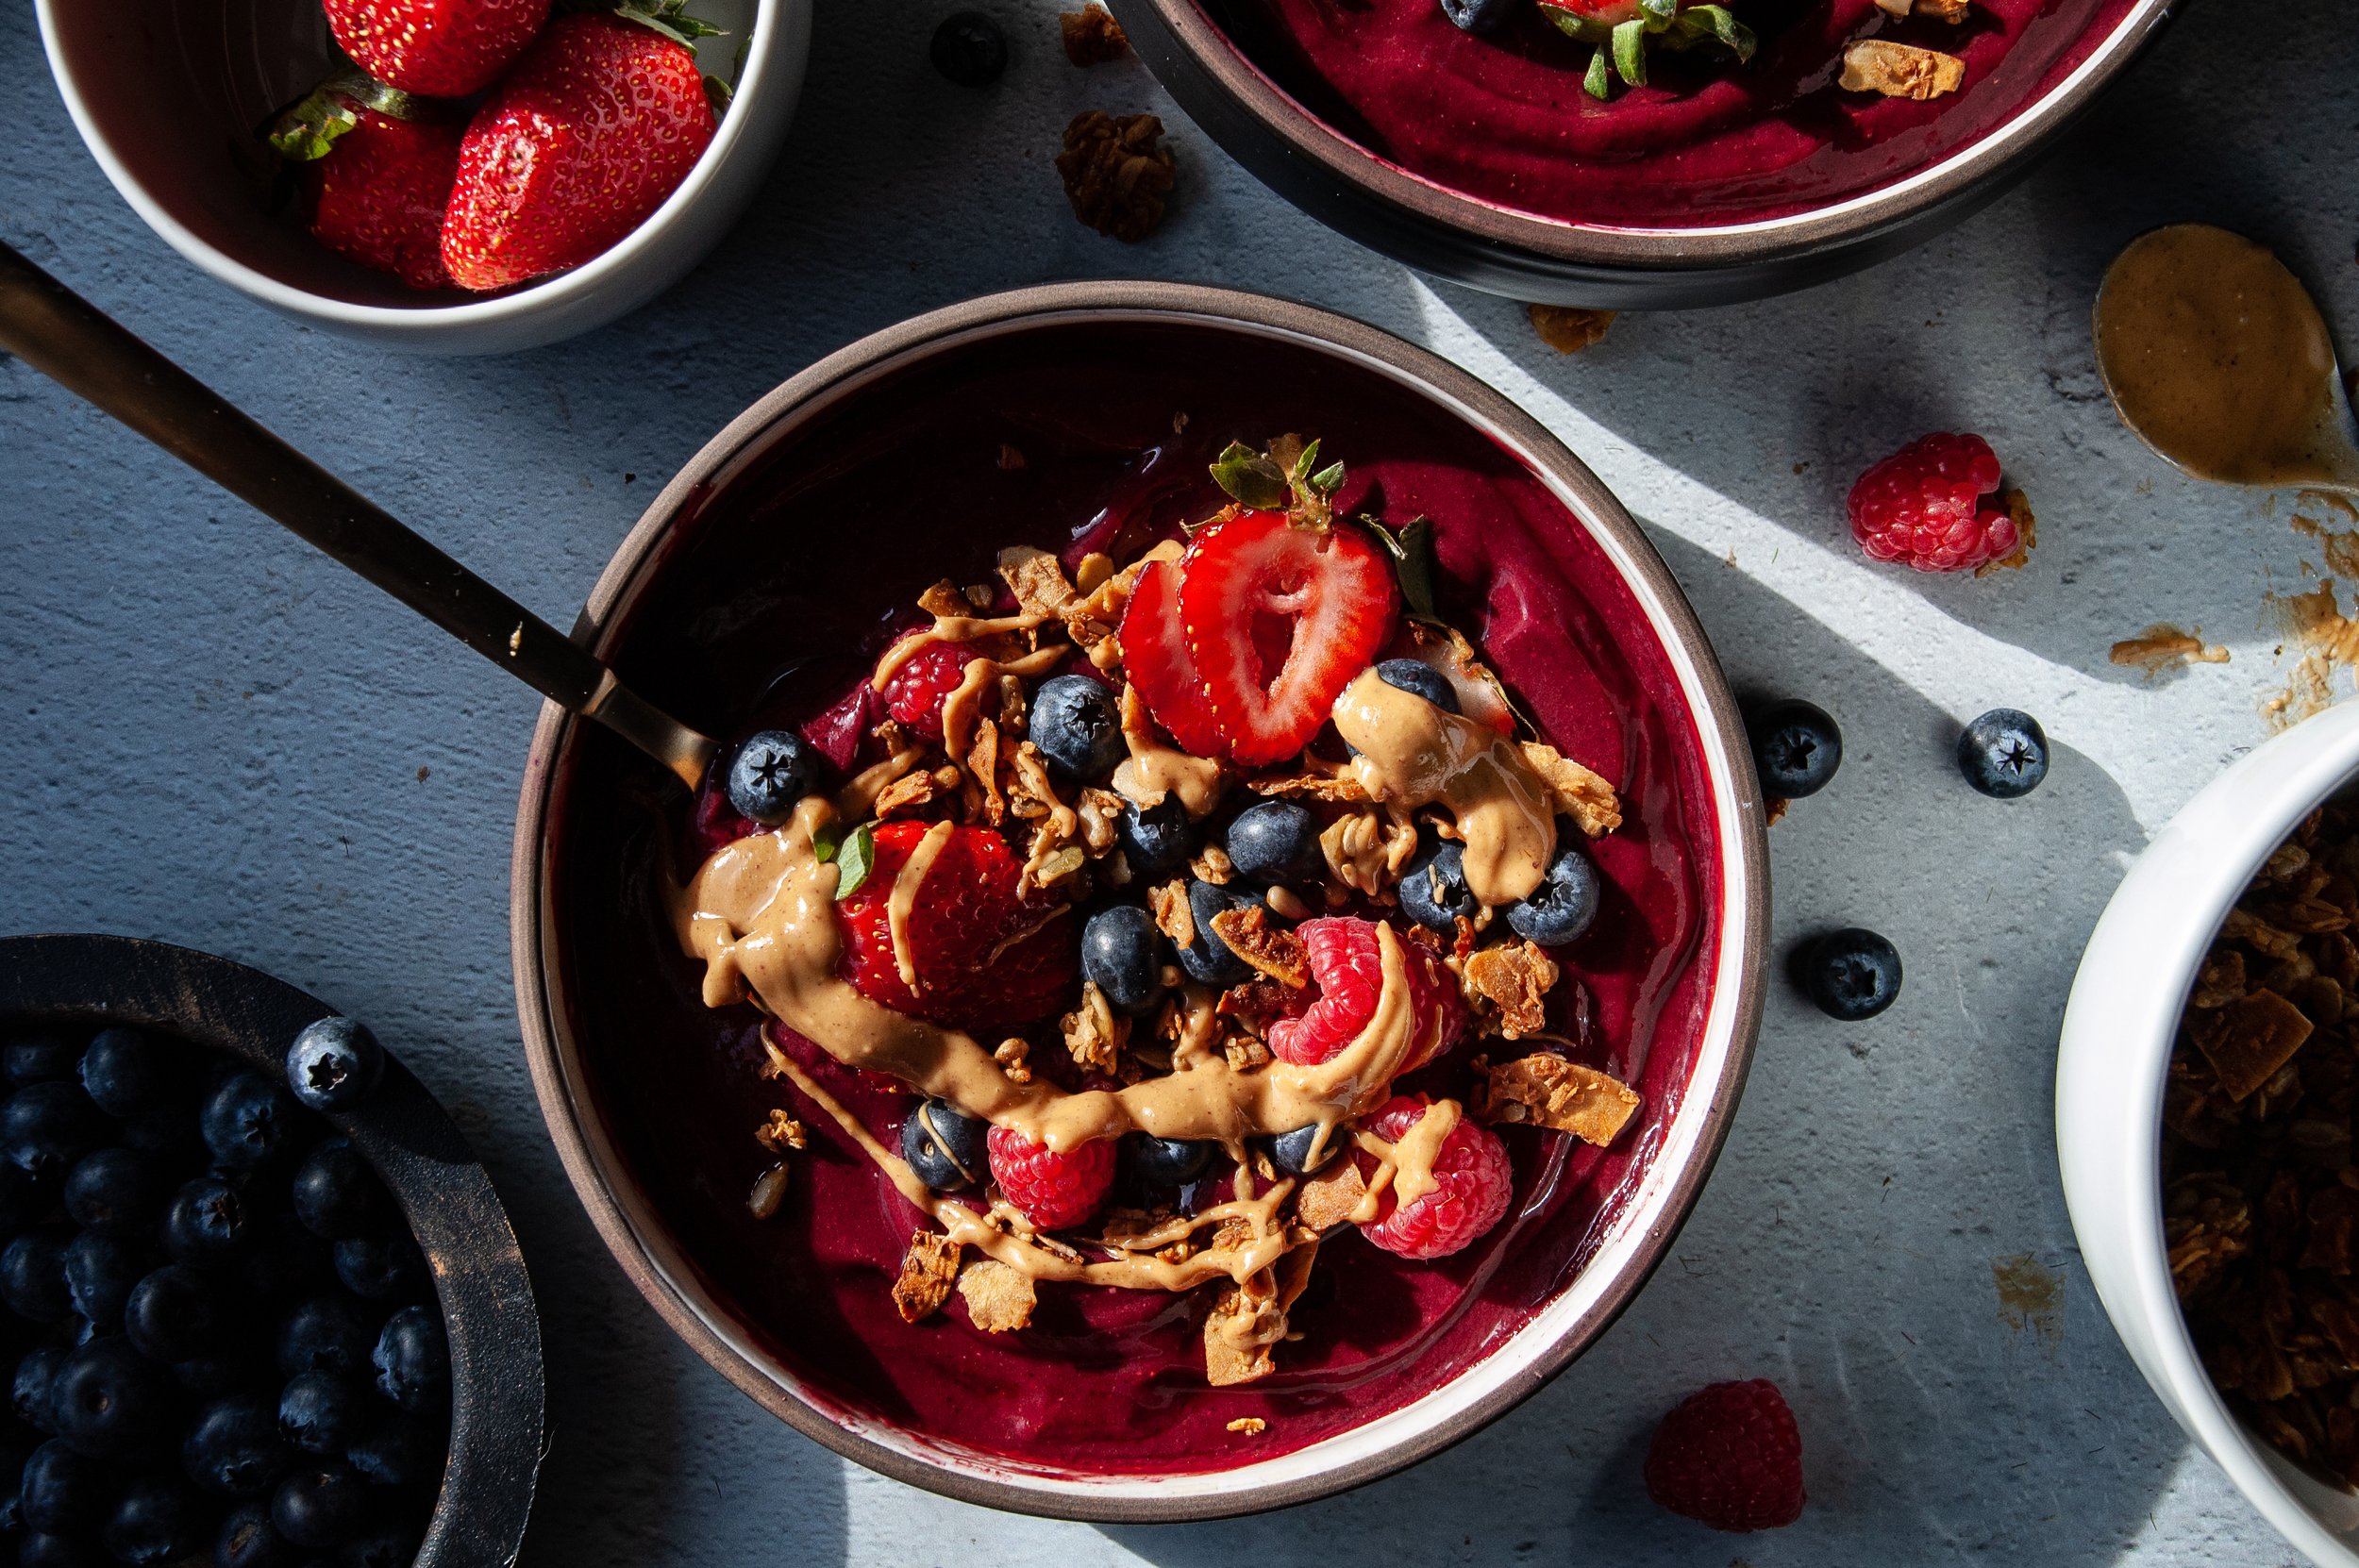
left=870, top=611, right=1052, bottom=689
left=677, top=796, right=1438, bottom=1154
left=1111, top=684, right=1225, bottom=820
left=2094, top=225, right=2359, bottom=489
left=1330, top=667, right=1556, bottom=906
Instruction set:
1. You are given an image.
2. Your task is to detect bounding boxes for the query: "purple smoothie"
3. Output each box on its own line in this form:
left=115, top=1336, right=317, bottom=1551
left=1208, top=0, right=2140, bottom=225
left=546, top=322, right=1728, bottom=1474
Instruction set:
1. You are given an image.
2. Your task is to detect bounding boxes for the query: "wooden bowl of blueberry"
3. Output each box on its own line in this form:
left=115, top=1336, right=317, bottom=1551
left=0, top=935, right=543, bottom=1568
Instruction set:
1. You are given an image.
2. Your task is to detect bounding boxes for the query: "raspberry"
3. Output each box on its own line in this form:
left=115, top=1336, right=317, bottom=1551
left=1266, top=919, right=1464, bottom=1069
left=1643, top=1378, right=1806, bottom=1532
left=986, top=1126, right=1116, bottom=1229
left=1354, top=1095, right=1511, bottom=1259
left=1847, top=432, right=2018, bottom=574
left=881, top=639, right=974, bottom=739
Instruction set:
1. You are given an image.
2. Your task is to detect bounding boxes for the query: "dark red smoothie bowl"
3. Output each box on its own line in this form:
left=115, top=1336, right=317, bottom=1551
left=1106, top=0, right=2173, bottom=307
left=508, top=282, right=1770, bottom=1518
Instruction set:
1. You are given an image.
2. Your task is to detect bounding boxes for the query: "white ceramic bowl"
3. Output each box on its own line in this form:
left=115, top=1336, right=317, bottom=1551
left=2060, top=701, right=2359, bottom=1568
left=36, top=0, right=808, bottom=354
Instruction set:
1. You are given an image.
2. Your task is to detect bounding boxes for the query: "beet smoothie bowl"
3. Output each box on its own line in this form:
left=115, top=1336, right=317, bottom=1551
left=509, top=281, right=1767, bottom=1518
left=1105, top=0, right=2173, bottom=306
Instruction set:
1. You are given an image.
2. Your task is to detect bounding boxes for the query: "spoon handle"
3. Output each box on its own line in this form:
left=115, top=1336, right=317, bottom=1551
left=0, top=242, right=715, bottom=791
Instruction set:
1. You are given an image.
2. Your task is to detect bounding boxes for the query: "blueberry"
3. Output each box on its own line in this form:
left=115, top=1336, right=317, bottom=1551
left=369, top=1308, right=445, bottom=1415
left=276, top=1375, right=368, bottom=1459
left=2, top=1039, right=79, bottom=1092
left=77, top=1029, right=164, bottom=1119
left=1397, top=830, right=1478, bottom=934
left=270, top=1464, right=365, bottom=1550
left=1505, top=842, right=1601, bottom=946
left=1, top=1085, right=105, bottom=1179
left=1794, top=927, right=1902, bottom=1021
left=163, top=1178, right=249, bottom=1262
left=1267, top=1125, right=1338, bottom=1176
left=1080, top=907, right=1164, bottom=1016
left=61, top=1234, right=143, bottom=1333
left=183, top=1395, right=286, bottom=1498
left=1176, top=881, right=1257, bottom=988
left=48, top=1338, right=165, bottom=1456
left=329, top=1237, right=422, bottom=1306
left=61, top=1150, right=159, bottom=1238
left=288, top=1143, right=386, bottom=1242
left=343, top=1412, right=440, bottom=1490
left=18, top=1531, right=103, bottom=1568
left=1957, top=708, right=2049, bottom=799
left=1, top=1236, right=72, bottom=1325
left=725, top=730, right=818, bottom=826
left=1128, top=1136, right=1213, bottom=1187
left=202, top=1076, right=300, bottom=1171
left=10, top=1347, right=64, bottom=1436
left=19, top=1440, right=103, bottom=1534
left=283, top=1022, right=382, bottom=1117
left=1224, top=802, right=1320, bottom=886
left=215, top=1500, right=293, bottom=1568
left=897, top=1101, right=986, bottom=1192
left=340, top=1526, right=421, bottom=1568
left=124, top=1268, right=222, bottom=1365
left=1115, top=795, right=1196, bottom=876
left=1375, top=659, right=1460, bottom=712
left=275, top=1299, right=376, bottom=1383
left=929, top=9, right=1007, bottom=86
left=1029, top=676, right=1125, bottom=779
left=1436, top=0, right=1518, bottom=33
left=102, top=1473, right=204, bottom=1565
left=1745, top=698, right=1843, bottom=800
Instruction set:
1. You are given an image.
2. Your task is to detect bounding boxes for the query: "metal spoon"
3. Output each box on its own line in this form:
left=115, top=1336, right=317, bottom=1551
left=2093, top=223, right=2359, bottom=499
left=0, top=242, right=717, bottom=791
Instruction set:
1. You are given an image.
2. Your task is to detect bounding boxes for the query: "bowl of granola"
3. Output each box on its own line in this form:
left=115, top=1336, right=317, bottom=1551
left=2061, top=702, right=2359, bottom=1566
left=510, top=280, right=1769, bottom=1517
left=1103, top=0, right=2176, bottom=306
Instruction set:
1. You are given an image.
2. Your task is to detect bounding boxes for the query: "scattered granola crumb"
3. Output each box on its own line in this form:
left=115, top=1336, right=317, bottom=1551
left=959, top=1259, right=1038, bottom=1332
left=998, top=443, right=1028, bottom=471
left=1973, top=489, right=2037, bottom=575
left=1295, top=1159, right=1368, bottom=1232
left=1226, top=1416, right=1267, bottom=1435
left=1062, top=982, right=1129, bottom=1076
left=1519, top=740, right=1623, bottom=836
left=746, top=1162, right=790, bottom=1220
left=1209, top=904, right=1310, bottom=989
left=2110, top=624, right=2231, bottom=676
left=892, top=1230, right=962, bottom=1323
left=1528, top=304, right=1615, bottom=355
left=1918, top=0, right=1969, bottom=19
left=755, top=1109, right=807, bottom=1153
left=1462, top=941, right=1559, bottom=1040
left=1765, top=796, right=1790, bottom=827
left=1474, top=1052, right=1641, bottom=1145
left=1223, top=1031, right=1274, bottom=1072
left=917, top=578, right=971, bottom=618
left=1191, top=842, right=1235, bottom=884
left=1838, top=39, right=1965, bottom=98
left=995, top=1036, right=1035, bottom=1085
left=1057, top=111, right=1175, bottom=242
left=1060, top=5, right=1130, bottom=64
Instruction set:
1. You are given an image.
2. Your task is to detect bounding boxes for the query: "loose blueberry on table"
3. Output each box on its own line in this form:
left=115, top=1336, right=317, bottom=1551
left=0, top=1018, right=449, bottom=1564
left=675, top=434, right=1656, bottom=1388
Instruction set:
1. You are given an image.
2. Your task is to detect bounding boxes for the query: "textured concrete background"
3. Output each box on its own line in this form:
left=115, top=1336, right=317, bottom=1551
left=4, top=0, right=2357, bottom=1560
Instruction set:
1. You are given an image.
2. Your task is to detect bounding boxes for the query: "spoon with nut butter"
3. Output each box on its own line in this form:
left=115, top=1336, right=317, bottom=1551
left=2093, top=223, right=2359, bottom=497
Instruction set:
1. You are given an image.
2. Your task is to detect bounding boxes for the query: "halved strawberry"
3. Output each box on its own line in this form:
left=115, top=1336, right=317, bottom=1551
left=1179, top=512, right=1399, bottom=767
left=1114, top=557, right=1226, bottom=758
left=837, top=823, right=1076, bottom=1028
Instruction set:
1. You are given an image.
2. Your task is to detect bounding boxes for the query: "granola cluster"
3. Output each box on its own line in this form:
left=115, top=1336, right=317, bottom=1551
left=1057, top=111, right=1175, bottom=242
left=2165, top=792, right=2359, bottom=1485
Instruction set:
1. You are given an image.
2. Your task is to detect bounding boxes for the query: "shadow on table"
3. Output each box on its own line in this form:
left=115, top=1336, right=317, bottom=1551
left=1103, top=527, right=2199, bottom=1566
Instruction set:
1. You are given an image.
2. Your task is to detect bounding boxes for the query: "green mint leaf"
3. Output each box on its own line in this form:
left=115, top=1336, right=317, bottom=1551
left=832, top=823, right=877, bottom=899
left=1612, top=18, right=1648, bottom=85
left=1211, top=442, right=1292, bottom=510
left=810, top=821, right=843, bottom=864
left=1308, top=460, right=1347, bottom=498
left=1542, top=3, right=1612, bottom=42
left=1364, top=513, right=1441, bottom=624
left=1676, top=5, right=1755, bottom=58
left=1583, top=45, right=1614, bottom=97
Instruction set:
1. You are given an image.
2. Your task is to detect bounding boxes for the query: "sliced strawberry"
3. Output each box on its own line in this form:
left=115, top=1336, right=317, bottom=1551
left=837, top=823, right=1076, bottom=1028
left=1115, top=557, right=1226, bottom=758
left=1179, top=512, right=1399, bottom=767
left=1265, top=917, right=1464, bottom=1069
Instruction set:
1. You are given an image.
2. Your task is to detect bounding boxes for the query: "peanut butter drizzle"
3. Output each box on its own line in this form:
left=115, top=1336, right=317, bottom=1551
left=678, top=797, right=1438, bottom=1155
left=1112, top=684, right=1226, bottom=819
left=941, top=646, right=1066, bottom=762
left=1330, top=668, right=1556, bottom=906
left=885, top=819, right=954, bottom=990
left=2094, top=225, right=2359, bottom=489
left=871, top=611, right=1053, bottom=690
left=1347, top=1099, right=1461, bottom=1222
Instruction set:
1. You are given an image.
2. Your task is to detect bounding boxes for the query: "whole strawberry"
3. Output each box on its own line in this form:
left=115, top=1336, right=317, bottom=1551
left=326, top=0, right=550, bottom=96
left=441, top=6, right=721, bottom=292
left=1848, top=432, right=2022, bottom=574
left=270, top=74, right=461, bottom=292
left=1644, top=1378, right=1806, bottom=1532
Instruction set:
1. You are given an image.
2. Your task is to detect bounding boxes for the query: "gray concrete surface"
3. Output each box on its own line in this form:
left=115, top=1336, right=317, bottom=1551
left=5, top=0, right=2357, bottom=1560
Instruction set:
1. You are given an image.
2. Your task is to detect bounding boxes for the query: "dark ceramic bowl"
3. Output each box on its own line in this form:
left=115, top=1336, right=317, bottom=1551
left=1105, top=0, right=2177, bottom=308
left=509, top=280, right=1770, bottom=1520
left=0, top=933, right=544, bottom=1567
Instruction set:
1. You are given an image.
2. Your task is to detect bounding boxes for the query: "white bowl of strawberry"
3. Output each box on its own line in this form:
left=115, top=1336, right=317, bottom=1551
left=510, top=281, right=1770, bottom=1517
left=37, top=0, right=807, bottom=352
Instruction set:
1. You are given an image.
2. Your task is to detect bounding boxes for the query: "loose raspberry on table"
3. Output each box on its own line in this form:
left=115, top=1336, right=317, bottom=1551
left=1847, top=432, right=2018, bottom=574
left=1643, top=1377, right=1806, bottom=1532
left=1354, top=1095, right=1512, bottom=1260
left=881, top=640, right=975, bottom=739
left=987, top=1126, right=1117, bottom=1230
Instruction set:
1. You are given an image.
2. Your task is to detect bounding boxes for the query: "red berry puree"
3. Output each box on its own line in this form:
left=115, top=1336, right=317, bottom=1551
left=545, top=324, right=1728, bottom=1475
